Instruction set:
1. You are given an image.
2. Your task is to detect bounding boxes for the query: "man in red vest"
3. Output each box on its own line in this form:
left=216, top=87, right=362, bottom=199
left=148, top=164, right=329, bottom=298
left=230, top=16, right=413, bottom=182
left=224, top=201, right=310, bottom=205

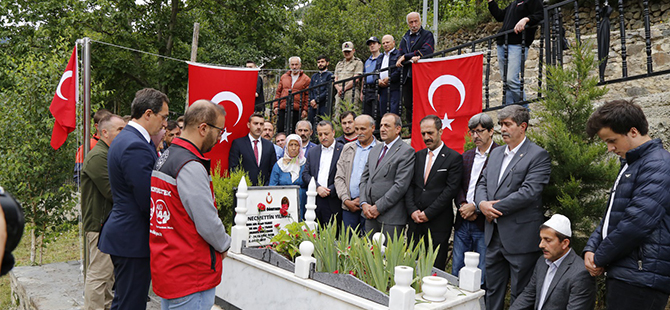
left=150, top=100, right=230, bottom=309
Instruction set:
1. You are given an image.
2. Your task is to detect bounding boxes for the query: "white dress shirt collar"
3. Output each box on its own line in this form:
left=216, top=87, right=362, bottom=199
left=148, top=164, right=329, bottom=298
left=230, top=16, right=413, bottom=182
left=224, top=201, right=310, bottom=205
left=127, top=120, right=151, bottom=143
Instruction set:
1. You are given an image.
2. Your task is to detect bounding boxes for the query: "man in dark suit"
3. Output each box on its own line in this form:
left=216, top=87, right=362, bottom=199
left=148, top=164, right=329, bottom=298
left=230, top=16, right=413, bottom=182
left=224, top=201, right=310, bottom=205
left=99, top=88, right=169, bottom=310
left=296, top=120, right=317, bottom=155
left=510, top=214, right=596, bottom=310
left=229, top=113, right=277, bottom=186
left=405, top=115, right=462, bottom=270
left=377, top=34, right=401, bottom=118
left=360, top=113, right=415, bottom=238
left=476, top=105, right=552, bottom=310
left=302, top=120, right=343, bottom=226
left=246, top=60, right=265, bottom=113
left=453, top=113, right=499, bottom=282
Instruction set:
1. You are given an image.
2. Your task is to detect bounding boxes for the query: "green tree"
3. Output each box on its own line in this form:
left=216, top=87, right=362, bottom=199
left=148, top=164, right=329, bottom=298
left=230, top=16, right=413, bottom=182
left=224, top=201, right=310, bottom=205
left=529, top=41, right=619, bottom=252
left=0, top=46, right=79, bottom=264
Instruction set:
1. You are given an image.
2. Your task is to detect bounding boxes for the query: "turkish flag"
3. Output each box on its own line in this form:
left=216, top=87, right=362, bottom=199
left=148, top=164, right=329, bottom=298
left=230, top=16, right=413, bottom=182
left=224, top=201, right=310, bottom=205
left=49, top=46, right=78, bottom=150
left=188, top=62, right=259, bottom=174
left=411, top=53, right=483, bottom=154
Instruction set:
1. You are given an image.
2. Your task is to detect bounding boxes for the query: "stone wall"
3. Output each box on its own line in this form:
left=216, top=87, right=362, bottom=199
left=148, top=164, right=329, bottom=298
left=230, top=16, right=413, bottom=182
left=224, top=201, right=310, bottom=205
left=438, top=1, right=670, bottom=145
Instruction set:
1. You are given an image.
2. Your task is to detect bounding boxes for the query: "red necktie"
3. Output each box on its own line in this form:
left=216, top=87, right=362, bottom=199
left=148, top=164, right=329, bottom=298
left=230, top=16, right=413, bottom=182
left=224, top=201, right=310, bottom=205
left=253, top=140, right=259, bottom=166
left=377, top=145, right=388, bottom=166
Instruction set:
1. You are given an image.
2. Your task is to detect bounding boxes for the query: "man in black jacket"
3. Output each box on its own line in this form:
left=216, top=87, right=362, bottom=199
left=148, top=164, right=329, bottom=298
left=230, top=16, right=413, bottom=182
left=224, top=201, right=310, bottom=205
left=246, top=61, right=265, bottom=112
left=309, top=55, right=333, bottom=129
left=396, top=12, right=434, bottom=124
left=488, top=0, right=543, bottom=106
left=377, top=35, right=401, bottom=120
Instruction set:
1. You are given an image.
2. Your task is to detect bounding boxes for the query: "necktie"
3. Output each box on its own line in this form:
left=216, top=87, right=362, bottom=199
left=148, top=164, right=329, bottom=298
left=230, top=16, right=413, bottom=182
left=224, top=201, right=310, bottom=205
left=253, top=140, right=259, bottom=166
left=424, top=151, right=434, bottom=184
left=377, top=145, right=388, bottom=166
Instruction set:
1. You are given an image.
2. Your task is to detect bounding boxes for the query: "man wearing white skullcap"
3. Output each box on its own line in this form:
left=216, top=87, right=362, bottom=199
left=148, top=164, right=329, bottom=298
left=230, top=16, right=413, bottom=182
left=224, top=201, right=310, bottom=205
left=509, top=214, right=596, bottom=310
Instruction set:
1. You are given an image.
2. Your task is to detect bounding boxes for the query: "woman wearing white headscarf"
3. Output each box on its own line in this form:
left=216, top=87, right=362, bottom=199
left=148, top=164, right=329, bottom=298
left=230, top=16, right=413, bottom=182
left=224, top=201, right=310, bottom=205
left=269, top=134, right=306, bottom=186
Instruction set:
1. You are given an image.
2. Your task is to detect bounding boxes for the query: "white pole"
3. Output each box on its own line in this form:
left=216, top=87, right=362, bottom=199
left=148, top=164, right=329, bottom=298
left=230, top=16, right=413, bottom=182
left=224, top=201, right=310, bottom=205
left=433, top=0, right=439, bottom=45
left=422, top=0, right=428, bottom=28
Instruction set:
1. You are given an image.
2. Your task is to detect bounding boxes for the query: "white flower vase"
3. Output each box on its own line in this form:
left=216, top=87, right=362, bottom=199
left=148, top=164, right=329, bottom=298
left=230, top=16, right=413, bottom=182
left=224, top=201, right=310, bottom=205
left=421, top=276, right=448, bottom=302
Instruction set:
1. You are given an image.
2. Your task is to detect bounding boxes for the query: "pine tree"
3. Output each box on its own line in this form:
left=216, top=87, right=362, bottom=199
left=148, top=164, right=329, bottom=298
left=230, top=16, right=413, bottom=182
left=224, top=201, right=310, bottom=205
left=529, top=41, right=619, bottom=252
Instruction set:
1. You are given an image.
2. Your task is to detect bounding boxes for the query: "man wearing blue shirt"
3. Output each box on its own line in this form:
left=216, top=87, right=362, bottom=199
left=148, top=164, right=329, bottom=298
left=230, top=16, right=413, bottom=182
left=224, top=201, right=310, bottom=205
left=361, top=37, right=382, bottom=118
left=335, top=115, right=378, bottom=232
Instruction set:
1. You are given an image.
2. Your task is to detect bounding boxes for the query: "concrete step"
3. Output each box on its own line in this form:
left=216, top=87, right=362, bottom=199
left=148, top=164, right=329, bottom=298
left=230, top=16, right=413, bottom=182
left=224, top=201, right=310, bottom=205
left=9, top=261, right=161, bottom=310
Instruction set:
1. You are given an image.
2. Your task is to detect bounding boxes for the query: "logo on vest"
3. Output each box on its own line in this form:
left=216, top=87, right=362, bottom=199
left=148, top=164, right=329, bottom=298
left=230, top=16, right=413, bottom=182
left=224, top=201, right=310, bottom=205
left=155, top=199, right=171, bottom=225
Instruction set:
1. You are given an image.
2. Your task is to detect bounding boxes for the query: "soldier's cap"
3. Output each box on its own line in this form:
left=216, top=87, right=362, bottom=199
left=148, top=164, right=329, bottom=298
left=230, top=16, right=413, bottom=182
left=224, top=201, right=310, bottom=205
left=366, top=36, right=380, bottom=45
left=342, top=41, right=354, bottom=52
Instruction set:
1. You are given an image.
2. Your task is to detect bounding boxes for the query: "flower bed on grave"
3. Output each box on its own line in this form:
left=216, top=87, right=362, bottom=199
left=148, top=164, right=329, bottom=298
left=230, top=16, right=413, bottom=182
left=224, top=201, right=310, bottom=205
left=267, top=220, right=440, bottom=296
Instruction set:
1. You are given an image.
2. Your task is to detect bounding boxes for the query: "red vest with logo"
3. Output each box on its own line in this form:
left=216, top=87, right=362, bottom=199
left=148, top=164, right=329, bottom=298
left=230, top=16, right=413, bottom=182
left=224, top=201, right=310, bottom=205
left=150, top=138, right=222, bottom=299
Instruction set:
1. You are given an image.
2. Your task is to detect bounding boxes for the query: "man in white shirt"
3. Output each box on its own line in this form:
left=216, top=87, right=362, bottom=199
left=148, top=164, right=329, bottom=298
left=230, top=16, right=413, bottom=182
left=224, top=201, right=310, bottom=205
left=510, top=214, right=595, bottom=310
left=453, top=113, right=499, bottom=281
left=377, top=34, right=401, bottom=118
left=229, top=113, right=277, bottom=185
left=302, top=120, right=343, bottom=226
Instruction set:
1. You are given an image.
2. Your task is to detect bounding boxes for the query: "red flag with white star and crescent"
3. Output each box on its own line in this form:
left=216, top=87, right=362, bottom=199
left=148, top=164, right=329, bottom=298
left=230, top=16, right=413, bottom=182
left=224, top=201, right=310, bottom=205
left=188, top=62, right=259, bottom=174
left=49, top=46, right=78, bottom=150
left=411, top=53, right=483, bottom=154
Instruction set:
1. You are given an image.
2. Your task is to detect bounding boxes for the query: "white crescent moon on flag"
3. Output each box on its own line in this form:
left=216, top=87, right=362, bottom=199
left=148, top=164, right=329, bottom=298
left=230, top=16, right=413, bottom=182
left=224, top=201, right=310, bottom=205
left=211, top=91, right=244, bottom=126
left=56, top=70, right=73, bottom=101
left=427, top=75, right=466, bottom=112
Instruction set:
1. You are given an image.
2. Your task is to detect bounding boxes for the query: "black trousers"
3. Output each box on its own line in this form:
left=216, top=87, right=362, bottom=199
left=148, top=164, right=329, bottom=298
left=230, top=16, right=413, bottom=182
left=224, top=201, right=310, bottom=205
left=362, top=87, right=378, bottom=118
left=606, top=278, right=669, bottom=310
left=407, top=222, right=452, bottom=271
left=110, top=255, right=151, bottom=310
left=402, top=78, right=413, bottom=123
left=277, top=109, right=300, bottom=134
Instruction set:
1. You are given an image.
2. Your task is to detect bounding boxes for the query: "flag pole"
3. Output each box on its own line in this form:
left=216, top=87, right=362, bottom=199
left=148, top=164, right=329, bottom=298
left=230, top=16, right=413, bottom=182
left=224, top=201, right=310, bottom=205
left=82, top=37, right=91, bottom=159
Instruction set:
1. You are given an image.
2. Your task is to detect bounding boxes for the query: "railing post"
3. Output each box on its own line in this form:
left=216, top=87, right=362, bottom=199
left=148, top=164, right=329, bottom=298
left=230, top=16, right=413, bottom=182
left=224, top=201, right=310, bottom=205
left=618, top=0, right=628, bottom=78
left=326, top=75, right=334, bottom=118
left=286, top=90, right=293, bottom=134
left=520, top=30, right=526, bottom=105
left=573, top=0, right=581, bottom=44
left=502, top=34, right=509, bottom=105
left=485, top=40, right=491, bottom=110
left=643, top=0, right=653, bottom=75
left=538, top=27, right=544, bottom=98
left=544, top=7, right=553, bottom=67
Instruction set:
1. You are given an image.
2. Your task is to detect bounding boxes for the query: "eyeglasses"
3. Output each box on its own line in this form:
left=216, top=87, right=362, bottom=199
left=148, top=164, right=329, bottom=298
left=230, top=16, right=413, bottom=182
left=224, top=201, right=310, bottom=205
left=156, top=112, right=169, bottom=122
left=468, top=128, right=488, bottom=136
left=206, top=123, right=224, bottom=134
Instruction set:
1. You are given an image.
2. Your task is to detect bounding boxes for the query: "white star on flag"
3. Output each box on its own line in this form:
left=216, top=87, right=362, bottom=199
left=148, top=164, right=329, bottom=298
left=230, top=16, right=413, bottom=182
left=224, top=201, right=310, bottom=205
left=441, top=112, right=454, bottom=131
left=219, top=128, right=232, bottom=143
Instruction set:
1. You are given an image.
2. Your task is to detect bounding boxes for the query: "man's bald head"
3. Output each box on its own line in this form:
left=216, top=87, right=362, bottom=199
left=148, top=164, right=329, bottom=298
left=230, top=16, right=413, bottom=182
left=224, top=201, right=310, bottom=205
left=183, top=100, right=226, bottom=130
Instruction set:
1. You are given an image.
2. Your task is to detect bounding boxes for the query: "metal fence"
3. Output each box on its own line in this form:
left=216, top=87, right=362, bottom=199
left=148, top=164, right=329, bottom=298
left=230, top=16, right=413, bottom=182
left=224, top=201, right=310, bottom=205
left=258, top=0, right=669, bottom=136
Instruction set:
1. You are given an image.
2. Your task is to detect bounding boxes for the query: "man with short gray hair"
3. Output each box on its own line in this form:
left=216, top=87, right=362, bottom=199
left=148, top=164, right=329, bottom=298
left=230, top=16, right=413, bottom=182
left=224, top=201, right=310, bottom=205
left=274, top=56, right=311, bottom=133
left=452, top=113, right=499, bottom=281
left=476, top=105, right=551, bottom=310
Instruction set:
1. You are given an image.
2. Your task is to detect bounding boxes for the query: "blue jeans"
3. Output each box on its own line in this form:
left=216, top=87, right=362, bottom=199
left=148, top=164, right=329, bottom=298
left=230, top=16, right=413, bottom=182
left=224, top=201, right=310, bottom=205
left=497, top=44, right=528, bottom=106
left=342, top=209, right=365, bottom=234
left=451, top=221, right=486, bottom=285
left=161, top=287, right=216, bottom=310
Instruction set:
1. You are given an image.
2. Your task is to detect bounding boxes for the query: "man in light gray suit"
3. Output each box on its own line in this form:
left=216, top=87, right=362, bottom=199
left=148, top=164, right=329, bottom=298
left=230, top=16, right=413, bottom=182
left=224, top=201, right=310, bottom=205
left=360, top=113, right=415, bottom=238
left=476, top=105, right=551, bottom=310
left=510, top=214, right=596, bottom=310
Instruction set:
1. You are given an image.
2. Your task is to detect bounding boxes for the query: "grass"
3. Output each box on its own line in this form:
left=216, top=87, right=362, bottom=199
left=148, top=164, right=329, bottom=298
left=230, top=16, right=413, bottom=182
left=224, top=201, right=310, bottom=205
left=0, top=226, right=81, bottom=309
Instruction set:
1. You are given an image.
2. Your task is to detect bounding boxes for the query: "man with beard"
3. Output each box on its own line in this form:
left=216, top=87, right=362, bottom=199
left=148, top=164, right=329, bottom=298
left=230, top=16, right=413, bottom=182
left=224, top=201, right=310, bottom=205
left=335, top=111, right=357, bottom=145
left=405, top=115, right=462, bottom=270
left=295, top=120, right=317, bottom=155
left=263, top=120, right=283, bottom=159
left=309, top=55, right=334, bottom=128
left=274, top=56, right=311, bottom=133
left=150, top=100, right=231, bottom=309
